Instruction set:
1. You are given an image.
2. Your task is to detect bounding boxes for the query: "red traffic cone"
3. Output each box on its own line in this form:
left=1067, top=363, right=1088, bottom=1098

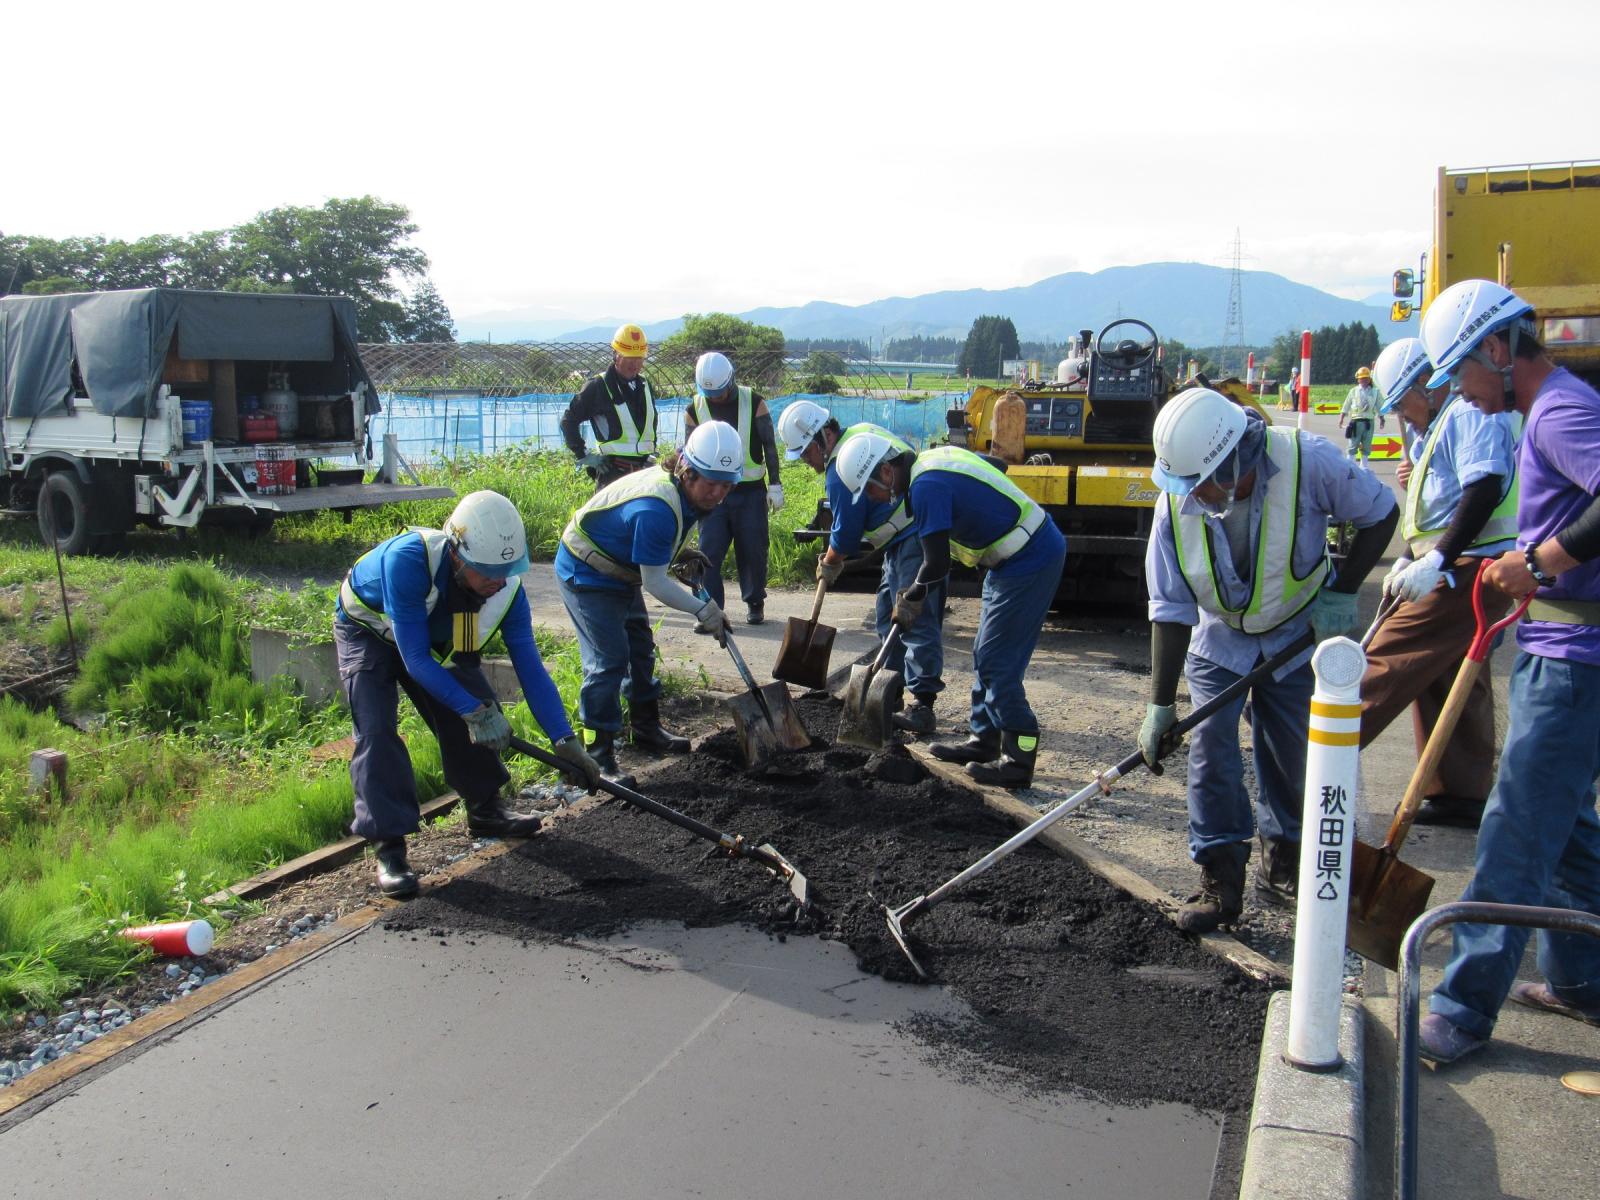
left=121, top=919, right=214, bottom=957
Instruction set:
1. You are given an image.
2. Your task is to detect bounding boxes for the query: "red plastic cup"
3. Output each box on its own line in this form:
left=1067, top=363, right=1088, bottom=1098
left=121, top=919, right=214, bottom=957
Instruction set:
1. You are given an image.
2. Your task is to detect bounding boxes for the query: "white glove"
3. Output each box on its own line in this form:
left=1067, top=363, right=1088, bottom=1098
left=1386, top=549, right=1446, bottom=603
left=767, top=484, right=785, bottom=512
left=693, top=598, right=729, bottom=647
left=463, top=703, right=513, bottom=752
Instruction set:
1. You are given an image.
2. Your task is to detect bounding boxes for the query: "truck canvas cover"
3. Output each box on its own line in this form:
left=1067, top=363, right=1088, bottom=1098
left=0, top=288, right=378, bottom=420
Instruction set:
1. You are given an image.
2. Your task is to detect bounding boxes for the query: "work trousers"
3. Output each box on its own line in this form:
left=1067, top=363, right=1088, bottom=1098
left=966, top=545, right=1066, bottom=738
left=1183, top=652, right=1316, bottom=860
left=873, top=535, right=946, bottom=698
left=1359, top=559, right=1509, bottom=801
left=557, top=573, right=662, bottom=733
left=1345, top=418, right=1375, bottom=460
left=698, top=486, right=769, bottom=610
left=335, top=618, right=509, bottom=841
left=1431, top=652, right=1600, bottom=1037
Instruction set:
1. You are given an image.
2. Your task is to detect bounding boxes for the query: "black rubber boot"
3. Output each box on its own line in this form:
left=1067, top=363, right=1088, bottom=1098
left=629, top=699, right=689, bottom=755
left=373, top=838, right=418, bottom=898
left=966, top=730, right=1038, bottom=790
left=464, top=793, right=544, bottom=839
left=584, top=729, right=637, bottom=790
left=930, top=733, right=1001, bottom=765
left=1253, top=835, right=1300, bottom=908
left=892, top=695, right=938, bottom=735
left=1176, top=842, right=1251, bottom=933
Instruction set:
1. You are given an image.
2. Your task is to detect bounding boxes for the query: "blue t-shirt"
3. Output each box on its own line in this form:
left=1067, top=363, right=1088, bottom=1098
left=827, top=460, right=912, bottom=555
left=1406, top=394, right=1518, bottom=556
left=554, top=494, right=694, bottom=592
left=908, top=467, right=1065, bottom=578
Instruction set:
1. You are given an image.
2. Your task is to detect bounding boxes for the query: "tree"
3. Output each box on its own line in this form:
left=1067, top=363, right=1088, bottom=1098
left=399, top=280, right=456, bottom=343
left=956, top=315, right=1020, bottom=378
left=658, top=312, right=787, bottom=388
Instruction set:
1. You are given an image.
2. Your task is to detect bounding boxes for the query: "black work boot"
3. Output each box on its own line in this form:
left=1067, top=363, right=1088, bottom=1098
left=464, top=793, right=543, bottom=839
left=373, top=838, right=418, bottom=898
left=1176, top=842, right=1251, bottom=934
left=628, top=699, right=689, bottom=755
left=966, top=730, right=1038, bottom=790
left=1253, top=836, right=1300, bottom=908
left=892, top=694, right=938, bottom=735
left=584, top=729, right=637, bottom=790
left=930, top=732, right=1001, bottom=765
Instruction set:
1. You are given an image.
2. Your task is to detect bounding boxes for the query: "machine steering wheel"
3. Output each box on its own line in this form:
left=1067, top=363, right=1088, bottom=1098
left=1093, top=319, right=1159, bottom=373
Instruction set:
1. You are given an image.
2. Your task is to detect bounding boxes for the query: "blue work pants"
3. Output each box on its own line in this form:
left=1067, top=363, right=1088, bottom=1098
left=1431, top=652, right=1600, bottom=1037
left=967, top=545, right=1065, bottom=737
left=874, top=536, right=945, bottom=698
left=1183, top=651, right=1315, bottom=860
left=557, top=574, right=662, bottom=733
left=698, top=486, right=769, bottom=610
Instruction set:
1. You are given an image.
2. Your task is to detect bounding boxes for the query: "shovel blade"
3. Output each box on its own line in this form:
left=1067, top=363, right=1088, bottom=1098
left=1346, top=838, right=1437, bottom=970
left=773, top=618, right=837, bottom=690
left=754, top=842, right=812, bottom=909
left=840, top=665, right=903, bottom=749
left=725, top=693, right=781, bottom=769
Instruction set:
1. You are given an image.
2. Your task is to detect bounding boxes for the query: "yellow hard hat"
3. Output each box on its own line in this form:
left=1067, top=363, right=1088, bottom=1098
left=611, top=323, right=648, bottom=358
left=1355, top=366, right=1373, bottom=380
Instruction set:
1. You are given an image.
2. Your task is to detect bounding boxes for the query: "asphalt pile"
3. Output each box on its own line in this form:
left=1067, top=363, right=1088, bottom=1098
left=386, top=694, right=1270, bottom=1113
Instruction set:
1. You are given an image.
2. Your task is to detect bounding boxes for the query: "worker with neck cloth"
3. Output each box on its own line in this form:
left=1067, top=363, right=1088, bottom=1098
left=836, top=436, right=1066, bottom=789
left=1139, top=388, right=1397, bottom=933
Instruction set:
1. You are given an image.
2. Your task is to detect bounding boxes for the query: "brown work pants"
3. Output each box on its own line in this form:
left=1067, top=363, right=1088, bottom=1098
left=1358, top=558, right=1511, bottom=802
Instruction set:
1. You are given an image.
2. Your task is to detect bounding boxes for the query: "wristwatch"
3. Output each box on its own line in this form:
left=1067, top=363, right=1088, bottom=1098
left=1523, top=543, right=1558, bottom=588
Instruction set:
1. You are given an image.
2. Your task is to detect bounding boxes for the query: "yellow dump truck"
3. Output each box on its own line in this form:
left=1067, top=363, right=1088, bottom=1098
left=1392, top=160, right=1600, bottom=384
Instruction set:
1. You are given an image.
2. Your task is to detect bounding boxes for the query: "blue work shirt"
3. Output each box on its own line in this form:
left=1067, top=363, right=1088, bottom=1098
left=827, top=458, right=913, bottom=555
left=1407, top=394, right=1519, bottom=558
left=1147, top=431, right=1395, bottom=677
left=908, top=467, right=1066, bottom=578
left=339, top=531, right=573, bottom=737
left=554, top=493, right=698, bottom=592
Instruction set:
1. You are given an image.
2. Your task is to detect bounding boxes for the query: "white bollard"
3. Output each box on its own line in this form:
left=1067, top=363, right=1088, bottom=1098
left=1285, top=635, right=1365, bottom=1069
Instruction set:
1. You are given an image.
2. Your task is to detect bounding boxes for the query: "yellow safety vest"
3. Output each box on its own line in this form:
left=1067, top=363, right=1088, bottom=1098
left=595, top=374, right=657, bottom=456
left=1401, top=397, right=1519, bottom=558
left=691, top=387, right=765, bottom=482
left=559, top=466, right=692, bottom=585
left=909, top=446, right=1046, bottom=568
left=832, top=423, right=914, bottom=549
left=1170, top=427, right=1329, bottom=635
left=339, top=529, right=522, bottom=662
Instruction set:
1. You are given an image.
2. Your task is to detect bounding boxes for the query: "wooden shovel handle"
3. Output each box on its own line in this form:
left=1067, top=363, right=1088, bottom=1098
left=808, top=577, right=828, bottom=624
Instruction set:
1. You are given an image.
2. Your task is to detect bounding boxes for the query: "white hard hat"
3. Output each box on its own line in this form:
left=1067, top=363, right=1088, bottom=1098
left=682, top=419, right=743, bottom=483
left=1151, top=388, right=1249, bottom=496
left=834, top=430, right=899, bottom=503
left=1420, top=279, right=1535, bottom=389
left=444, top=490, right=528, bottom=578
left=1372, top=337, right=1434, bottom=415
left=694, top=351, right=735, bottom=398
left=777, top=399, right=830, bottom=459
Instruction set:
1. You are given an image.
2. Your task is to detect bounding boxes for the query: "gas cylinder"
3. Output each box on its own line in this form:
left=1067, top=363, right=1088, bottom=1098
left=261, top=371, right=299, bottom=438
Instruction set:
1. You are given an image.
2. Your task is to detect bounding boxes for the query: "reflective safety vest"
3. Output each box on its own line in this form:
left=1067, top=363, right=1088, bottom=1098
left=691, top=387, right=765, bottom=481
left=1401, top=396, right=1519, bottom=558
left=909, top=446, right=1046, bottom=568
left=595, top=374, right=657, bottom=457
left=1170, top=426, right=1329, bottom=635
left=559, top=465, right=692, bottom=584
left=833, top=423, right=914, bottom=549
left=339, top=529, right=523, bottom=663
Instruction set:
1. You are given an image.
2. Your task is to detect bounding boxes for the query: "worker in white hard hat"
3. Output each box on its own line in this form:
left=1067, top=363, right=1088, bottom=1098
left=556, top=420, right=744, bottom=780
left=835, top=433, right=1066, bottom=789
left=336, top=490, right=603, bottom=898
left=1139, top=388, right=1396, bottom=933
left=1408, top=279, right=1600, bottom=1066
left=1355, top=336, right=1519, bottom=829
left=778, top=400, right=944, bottom=731
left=561, top=323, right=661, bottom=491
left=683, top=351, right=783, bottom=625
left=1338, top=365, right=1386, bottom=463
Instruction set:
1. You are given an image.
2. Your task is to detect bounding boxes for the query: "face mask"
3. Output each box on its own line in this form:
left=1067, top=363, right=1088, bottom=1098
left=1196, top=445, right=1242, bottom=518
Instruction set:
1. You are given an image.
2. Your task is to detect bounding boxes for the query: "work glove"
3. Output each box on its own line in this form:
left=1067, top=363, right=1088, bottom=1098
left=670, top=548, right=714, bottom=587
left=891, top=585, right=926, bottom=628
left=693, top=597, right=729, bottom=647
left=767, top=484, right=785, bottom=512
left=463, top=703, right=513, bottom=752
left=551, top=734, right=603, bottom=794
left=1138, top=702, right=1178, bottom=770
left=816, top=555, right=846, bottom=586
left=1384, top=549, right=1446, bottom=603
left=1307, top=588, right=1360, bottom=644
left=576, top=452, right=605, bottom=473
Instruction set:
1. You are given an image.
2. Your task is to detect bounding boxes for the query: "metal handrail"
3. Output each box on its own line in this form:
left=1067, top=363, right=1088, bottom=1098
left=1396, top=900, right=1600, bottom=1200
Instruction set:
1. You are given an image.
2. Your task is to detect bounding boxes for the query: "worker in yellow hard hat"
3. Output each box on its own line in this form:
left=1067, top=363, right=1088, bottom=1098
left=561, top=323, right=662, bottom=491
left=1339, top=364, right=1386, bottom=464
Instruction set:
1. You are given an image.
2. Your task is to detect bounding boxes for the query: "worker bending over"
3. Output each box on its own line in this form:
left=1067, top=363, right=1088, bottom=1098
left=777, top=401, right=944, bottom=732
left=1359, top=337, right=1519, bottom=828
left=1140, top=389, right=1397, bottom=933
left=561, top=323, right=661, bottom=491
left=556, top=420, right=744, bottom=780
left=336, top=491, right=602, bottom=897
left=838, top=437, right=1066, bottom=789
left=683, top=352, right=783, bottom=625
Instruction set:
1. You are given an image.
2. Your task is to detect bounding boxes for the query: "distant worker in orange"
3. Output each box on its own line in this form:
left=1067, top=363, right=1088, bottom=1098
left=561, top=323, right=661, bottom=491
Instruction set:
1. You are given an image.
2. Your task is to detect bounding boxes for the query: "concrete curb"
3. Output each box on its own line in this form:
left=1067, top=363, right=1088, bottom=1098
left=1238, top=990, right=1365, bottom=1200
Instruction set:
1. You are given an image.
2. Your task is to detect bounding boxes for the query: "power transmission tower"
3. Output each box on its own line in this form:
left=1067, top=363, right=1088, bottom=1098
left=1219, top=229, right=1246, bottom=377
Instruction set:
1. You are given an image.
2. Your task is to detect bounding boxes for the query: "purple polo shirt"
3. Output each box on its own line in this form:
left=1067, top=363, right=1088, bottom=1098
left=1515, top=367, right=1600, bottom=664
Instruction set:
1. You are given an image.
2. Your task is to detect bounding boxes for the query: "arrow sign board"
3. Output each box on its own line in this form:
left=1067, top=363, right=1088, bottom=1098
left=1368, top=437, right=1402, bottom=460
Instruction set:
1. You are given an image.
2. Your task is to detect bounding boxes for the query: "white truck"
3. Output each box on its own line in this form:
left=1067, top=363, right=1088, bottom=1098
left=0, top=288, right=451, bottom=552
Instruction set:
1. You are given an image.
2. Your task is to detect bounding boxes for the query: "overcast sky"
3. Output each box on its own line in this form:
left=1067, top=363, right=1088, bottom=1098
left=8, top=0, right=1594, bottom=324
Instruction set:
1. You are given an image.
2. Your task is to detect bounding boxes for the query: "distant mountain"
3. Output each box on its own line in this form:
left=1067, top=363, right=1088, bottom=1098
left=462, top=263, right=1402, bottom=347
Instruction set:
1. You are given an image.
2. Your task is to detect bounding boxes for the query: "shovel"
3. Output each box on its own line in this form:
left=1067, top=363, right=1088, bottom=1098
left=719, top=624, right=811, bottom=769
left=772, top=578, right=837, bottom=690
left=839, top=625, right=905, bottom=749
left=882, top=630, right=1317, bottom=978
left=508, top=736, right=811, bottom=909
left=1347, top=562, right=1531, bottom=969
